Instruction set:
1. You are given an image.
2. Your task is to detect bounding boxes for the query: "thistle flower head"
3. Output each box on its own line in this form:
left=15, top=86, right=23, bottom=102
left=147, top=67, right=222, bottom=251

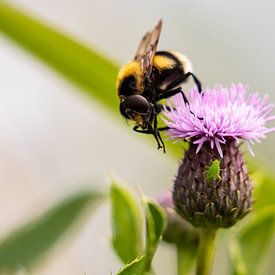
left=164, top=84, right=275, bottom=228
left=162, top=84, right=275, bottom=157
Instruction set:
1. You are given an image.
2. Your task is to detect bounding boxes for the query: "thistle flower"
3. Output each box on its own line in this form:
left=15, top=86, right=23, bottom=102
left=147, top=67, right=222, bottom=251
left=162, top=84, right=275, bottom=228
left=163, top=84, right=275, bottom=157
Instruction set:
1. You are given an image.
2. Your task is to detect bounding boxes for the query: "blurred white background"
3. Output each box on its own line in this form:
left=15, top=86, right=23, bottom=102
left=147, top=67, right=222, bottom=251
left=0, top=0, right=274, bottom=274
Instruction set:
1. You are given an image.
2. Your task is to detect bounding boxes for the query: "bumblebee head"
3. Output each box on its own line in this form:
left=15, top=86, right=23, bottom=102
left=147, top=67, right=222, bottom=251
left=120, top=95, right=150, bottom=127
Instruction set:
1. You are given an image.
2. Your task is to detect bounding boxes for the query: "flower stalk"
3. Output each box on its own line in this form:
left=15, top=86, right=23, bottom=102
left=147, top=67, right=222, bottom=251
left=157, top=191, right=199, bottom=275
left=196, top=228, right=217, bottom=275
left=177, top=243, right=197, bottom=275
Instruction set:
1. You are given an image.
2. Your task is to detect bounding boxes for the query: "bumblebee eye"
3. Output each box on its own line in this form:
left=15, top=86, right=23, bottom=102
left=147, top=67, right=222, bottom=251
left=120, top=95, right=150, bottom=119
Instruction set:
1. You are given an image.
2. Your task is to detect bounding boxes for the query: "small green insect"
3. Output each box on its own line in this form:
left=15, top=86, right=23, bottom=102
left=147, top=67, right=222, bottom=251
left=206, top=159, right=221, bottom=184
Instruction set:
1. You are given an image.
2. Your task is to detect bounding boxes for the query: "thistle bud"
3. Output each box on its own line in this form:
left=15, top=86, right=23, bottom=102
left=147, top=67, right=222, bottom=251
left=173, top=141, right=252, bottom=228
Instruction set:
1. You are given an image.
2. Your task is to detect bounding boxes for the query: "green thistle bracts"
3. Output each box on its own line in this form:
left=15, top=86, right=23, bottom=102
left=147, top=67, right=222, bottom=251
left=173, top=141, right=252, bottom=228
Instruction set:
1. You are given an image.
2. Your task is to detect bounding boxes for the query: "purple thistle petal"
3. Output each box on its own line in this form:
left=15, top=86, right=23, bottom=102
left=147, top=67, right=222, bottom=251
left=161, top=84, right=275, bottom=157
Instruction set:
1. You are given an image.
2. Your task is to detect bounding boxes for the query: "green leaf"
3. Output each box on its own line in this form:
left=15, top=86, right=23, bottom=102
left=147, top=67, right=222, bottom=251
left=0, top=1, right=118, bottom=111
left=0, top=190, right=102, bottom=272
left=110, top=182, right=143, bottom=263
left=253, top=173, right=275, bottom=210
left=143, top=197, right=167, bottom=271
left=229, top=207, right=275, bottom=275
left=117, top=255, right=146, bottom=275
left=229, top=240, right=247, bottom=275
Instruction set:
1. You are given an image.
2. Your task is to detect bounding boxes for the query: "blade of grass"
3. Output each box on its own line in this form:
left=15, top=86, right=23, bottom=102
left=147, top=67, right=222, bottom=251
left=0, top=190, right=103, bottom=272
left=0, top=1, right=118, bottom=111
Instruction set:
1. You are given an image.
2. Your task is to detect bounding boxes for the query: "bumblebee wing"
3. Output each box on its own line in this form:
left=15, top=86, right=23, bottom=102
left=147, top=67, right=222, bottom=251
left=134, top=20, right=162, bottom=77
left=134, top=31, right=150, bottom=61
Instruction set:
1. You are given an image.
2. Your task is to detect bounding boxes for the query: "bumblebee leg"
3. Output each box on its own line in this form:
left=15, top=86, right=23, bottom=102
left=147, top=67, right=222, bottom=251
left=148, top=106, right=165, bottom=152
left=146, top=107, right=170, bottom=128
left=133, top=125, right=163, bottom=151
left=156, top=104, right=177, bottom=114
left=152, top=112, right=166, bottom=153
left=133, top=126, right=151, bottom=134
left=154, top=131, right=164, bottom=151
left=159, top=88, right=203, bottom=120
left=165, top=72, right=202, bottom=93
left=157, top=131, right=165, bottom=152
left=157, top=126, right=169, bottom=131
left=158, top=87, right=189, bottom=104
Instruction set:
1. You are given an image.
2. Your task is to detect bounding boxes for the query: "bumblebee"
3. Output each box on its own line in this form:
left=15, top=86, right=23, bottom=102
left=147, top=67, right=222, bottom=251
left=117, top=20, right=202, bottom=152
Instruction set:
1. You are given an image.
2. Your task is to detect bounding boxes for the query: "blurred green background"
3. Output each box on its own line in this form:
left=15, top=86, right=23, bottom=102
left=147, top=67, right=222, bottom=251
left=0, top=0, right=274, bottom=274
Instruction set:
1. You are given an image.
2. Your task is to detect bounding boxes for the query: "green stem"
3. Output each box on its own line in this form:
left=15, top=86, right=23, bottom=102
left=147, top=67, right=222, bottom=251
left=196, top=228, right=217, bottom=275
left=177, top=244, right=197, bottom=275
